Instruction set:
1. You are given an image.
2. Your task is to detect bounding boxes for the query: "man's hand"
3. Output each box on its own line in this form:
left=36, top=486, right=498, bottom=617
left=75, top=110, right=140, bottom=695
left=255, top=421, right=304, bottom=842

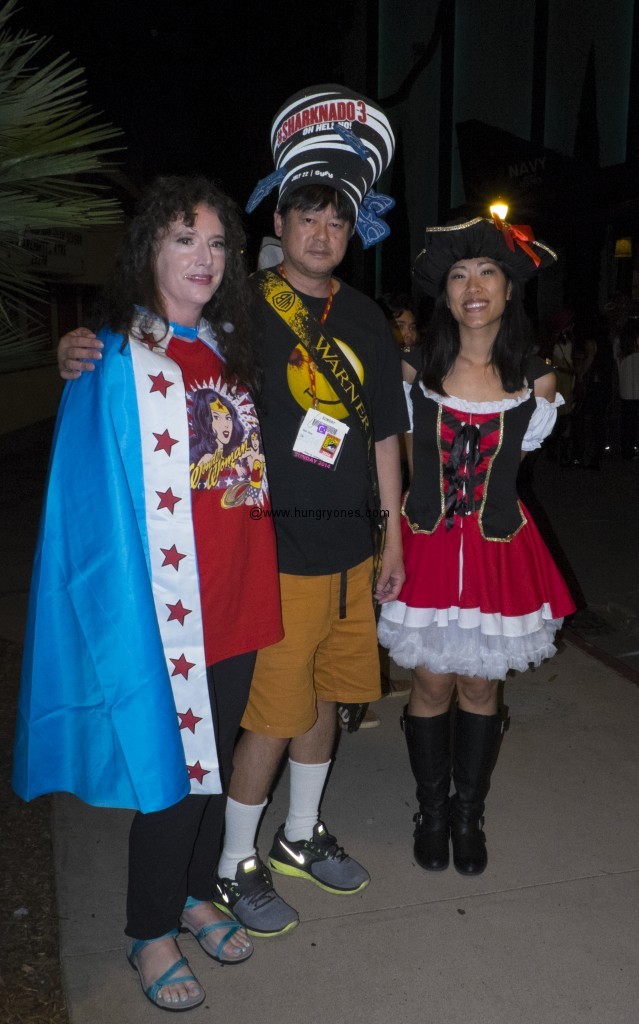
left=374, top=434, right=405, bottom=604
left=374, top=540, right=405, bottom=604
left=58, top=328, right=103, bottom=380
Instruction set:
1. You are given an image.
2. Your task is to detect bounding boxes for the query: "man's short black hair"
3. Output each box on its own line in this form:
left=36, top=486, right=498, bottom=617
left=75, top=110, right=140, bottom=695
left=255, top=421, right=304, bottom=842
left=277, top=184, right=355, bottom=227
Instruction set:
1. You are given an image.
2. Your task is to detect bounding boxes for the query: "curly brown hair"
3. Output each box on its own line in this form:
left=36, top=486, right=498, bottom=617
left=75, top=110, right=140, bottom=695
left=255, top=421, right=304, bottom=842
left=98, top=175, right=261, bottom=396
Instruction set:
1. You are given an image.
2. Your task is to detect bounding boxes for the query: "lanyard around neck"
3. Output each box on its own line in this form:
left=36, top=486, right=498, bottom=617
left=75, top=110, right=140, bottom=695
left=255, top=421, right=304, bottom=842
left=277, top=264, right=334, bottom=324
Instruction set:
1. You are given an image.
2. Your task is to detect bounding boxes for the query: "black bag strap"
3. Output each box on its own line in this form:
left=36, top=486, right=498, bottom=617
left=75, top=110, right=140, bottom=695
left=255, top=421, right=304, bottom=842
left=255, top=269, right=380, bottom=506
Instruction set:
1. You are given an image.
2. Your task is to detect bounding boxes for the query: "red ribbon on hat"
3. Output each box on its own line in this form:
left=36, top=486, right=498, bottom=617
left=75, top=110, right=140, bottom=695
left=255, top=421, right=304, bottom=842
left=492, top=213, right=542, bottom=268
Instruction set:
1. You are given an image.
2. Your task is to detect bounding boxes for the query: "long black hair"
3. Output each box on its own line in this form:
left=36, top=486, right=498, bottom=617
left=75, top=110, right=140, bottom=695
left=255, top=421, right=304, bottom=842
left=421, top=262, right=534, bottom=394
left=97, top=175, right=261, bottom=396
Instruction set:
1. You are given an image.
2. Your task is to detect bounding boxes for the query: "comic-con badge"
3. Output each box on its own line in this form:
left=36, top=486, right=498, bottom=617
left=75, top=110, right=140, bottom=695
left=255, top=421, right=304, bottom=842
left=292, top=409, right=350, bottom=470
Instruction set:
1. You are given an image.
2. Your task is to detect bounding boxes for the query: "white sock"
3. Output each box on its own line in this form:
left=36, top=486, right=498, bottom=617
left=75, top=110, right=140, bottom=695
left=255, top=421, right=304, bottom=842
left=284, top=759, right=331, bottom=842
left=217, top=796, right=267, bottom=879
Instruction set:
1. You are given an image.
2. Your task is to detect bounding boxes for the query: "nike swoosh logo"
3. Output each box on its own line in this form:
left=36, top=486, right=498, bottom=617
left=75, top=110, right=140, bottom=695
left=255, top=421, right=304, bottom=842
left=279, top=841, right=306, bottom=865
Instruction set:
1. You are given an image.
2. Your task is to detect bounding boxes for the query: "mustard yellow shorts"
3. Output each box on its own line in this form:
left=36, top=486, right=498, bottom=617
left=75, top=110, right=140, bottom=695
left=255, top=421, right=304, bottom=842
left=241, top=557, right=381, bottom=738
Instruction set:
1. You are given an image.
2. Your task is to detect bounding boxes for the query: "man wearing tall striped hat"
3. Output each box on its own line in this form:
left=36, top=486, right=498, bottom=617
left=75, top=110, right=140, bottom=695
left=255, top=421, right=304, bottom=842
left=211, top=85, right=409, bottom=935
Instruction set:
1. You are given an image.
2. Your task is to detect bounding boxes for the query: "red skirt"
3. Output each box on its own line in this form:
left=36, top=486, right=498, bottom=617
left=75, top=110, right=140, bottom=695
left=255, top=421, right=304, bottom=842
left=378, top=505, right=576, bottom=680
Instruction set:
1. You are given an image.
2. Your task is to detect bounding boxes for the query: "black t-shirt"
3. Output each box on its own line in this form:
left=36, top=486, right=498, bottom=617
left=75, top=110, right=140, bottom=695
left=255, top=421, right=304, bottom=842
left=256, top=278, right=409, bottom=575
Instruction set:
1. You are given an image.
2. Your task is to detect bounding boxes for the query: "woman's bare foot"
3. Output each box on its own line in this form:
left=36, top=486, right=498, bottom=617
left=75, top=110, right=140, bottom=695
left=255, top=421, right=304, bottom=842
left=130, top=934, right=203, bottom=1007
left=180, top=899, right=252, bottom=960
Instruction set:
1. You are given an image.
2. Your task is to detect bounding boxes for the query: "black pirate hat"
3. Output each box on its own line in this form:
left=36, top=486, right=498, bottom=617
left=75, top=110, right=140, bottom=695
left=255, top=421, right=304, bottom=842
left=413, top=216, right=557, bottom=297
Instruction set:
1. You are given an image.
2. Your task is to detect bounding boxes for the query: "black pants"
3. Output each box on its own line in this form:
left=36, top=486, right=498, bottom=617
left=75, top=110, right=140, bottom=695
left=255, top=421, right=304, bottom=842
left=571, top=384, right=612, bottom=465
left=620, top=398, right=639, bottom=458
left=125, top=650, right=256, bottom=939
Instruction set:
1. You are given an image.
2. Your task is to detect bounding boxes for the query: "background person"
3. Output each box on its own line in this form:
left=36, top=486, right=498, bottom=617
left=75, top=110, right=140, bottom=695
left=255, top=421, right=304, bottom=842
left=14, top=177, right=283, bottom=1011
left=570, top=313, right=614, bottom=469
left=378, top=216, right=576, bottom=878
left=543, top=308, right=576, bottom=466
left=378, top=289, right=422, bottom=495
left=615, top=304, right=639, bottom=460
left=377, top=291, right=421, bottom=353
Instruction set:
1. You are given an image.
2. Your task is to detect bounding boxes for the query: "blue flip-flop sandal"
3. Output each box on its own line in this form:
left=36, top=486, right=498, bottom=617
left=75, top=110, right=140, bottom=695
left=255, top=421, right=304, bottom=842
left=127, top=933, right=205, bottom=1011
left=179, top=897, right=253, bottom=964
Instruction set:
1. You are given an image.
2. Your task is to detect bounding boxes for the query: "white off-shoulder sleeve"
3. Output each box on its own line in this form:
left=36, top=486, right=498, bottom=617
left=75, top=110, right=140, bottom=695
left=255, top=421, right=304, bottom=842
left=521, top=394, right=565, bottom=451
left=403, top=380, right=414, bottom=433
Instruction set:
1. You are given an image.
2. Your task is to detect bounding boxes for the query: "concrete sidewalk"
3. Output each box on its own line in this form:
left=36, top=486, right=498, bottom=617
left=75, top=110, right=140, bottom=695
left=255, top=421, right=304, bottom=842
left=54, top=639, right=639, bottom=1024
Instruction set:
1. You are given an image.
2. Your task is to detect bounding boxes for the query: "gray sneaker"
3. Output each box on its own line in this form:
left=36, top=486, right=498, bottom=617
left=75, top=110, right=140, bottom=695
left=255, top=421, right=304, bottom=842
left=268, top=822, right=370, bottom=894
left=212, top=856, right=299, bottom=937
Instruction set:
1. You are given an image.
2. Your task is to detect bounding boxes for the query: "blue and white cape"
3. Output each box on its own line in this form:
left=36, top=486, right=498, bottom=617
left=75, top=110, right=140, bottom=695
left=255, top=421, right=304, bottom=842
left=13, top=323, right=221, bottom=812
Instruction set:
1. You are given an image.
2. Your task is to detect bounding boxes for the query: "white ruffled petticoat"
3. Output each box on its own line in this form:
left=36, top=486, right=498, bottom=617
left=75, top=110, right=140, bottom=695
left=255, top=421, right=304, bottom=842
left=377, top=612, right=563, bottom=682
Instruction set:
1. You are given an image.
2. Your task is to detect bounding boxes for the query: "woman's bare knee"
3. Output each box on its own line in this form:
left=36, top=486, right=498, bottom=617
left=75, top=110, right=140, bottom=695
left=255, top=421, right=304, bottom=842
left=457, top=677, right=498, bottom=713
left=409, top=668, right=456, bottom=716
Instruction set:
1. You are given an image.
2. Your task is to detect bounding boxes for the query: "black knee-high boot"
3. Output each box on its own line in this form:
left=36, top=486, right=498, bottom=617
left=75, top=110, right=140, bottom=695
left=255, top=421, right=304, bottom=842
left=401, top=707, right=451, bottom=871
left=450, top=709, right=503, bottom=876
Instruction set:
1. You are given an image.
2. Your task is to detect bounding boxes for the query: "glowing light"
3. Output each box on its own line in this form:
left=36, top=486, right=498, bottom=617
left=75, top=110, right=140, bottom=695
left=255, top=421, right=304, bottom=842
left=489, top=199, right=509, bottom=221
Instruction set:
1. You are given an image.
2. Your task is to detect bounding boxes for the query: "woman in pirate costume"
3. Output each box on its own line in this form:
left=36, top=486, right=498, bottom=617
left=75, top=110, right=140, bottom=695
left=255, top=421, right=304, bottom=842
left=378, top=215, right=576, bottom=877
left=13, top=177, right=282, bottom=1011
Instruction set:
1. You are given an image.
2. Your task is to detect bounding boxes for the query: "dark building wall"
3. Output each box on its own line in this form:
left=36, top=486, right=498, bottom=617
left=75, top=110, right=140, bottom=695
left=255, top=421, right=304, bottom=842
left=378, top=0, right=633, bottom=242
left=376, top=0, right=635, bottom=311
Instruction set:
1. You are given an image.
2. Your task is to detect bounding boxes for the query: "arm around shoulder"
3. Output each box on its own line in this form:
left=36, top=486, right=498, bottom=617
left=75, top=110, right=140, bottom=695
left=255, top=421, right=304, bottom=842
left=58, top=327, right=103, bottom=380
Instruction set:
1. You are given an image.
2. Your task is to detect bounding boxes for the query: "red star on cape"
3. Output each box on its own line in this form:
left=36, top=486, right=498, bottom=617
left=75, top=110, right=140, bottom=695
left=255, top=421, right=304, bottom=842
left=187, top=761, right=210, bottom=785
left=178, top=708, right=203, bottom=733
left=141, top=332, right=161, bottom=350
left=161, top=544, right=186, bottom=570
left=171, top=653, right=196, bottom=679
left=156, top=488, right=182, bottom=514
left=153, top=429, right=179, bottom=456
left=166, top=599, right=191, bottom=625
left=148, top=372, right=173, bottom=397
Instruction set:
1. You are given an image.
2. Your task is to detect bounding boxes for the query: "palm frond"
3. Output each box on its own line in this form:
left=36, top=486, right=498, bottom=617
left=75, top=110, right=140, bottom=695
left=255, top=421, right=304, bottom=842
left=0, top=0, right=124, bottom=371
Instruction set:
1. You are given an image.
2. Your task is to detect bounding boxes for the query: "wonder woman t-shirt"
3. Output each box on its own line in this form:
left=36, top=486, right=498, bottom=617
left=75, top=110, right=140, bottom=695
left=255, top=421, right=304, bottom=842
left=168, top=333, right=282, bottom=665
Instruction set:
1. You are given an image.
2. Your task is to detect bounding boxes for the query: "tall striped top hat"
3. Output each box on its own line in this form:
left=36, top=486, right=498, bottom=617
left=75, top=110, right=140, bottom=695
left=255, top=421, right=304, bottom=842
left=246, top=84, right=396, bottom=249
